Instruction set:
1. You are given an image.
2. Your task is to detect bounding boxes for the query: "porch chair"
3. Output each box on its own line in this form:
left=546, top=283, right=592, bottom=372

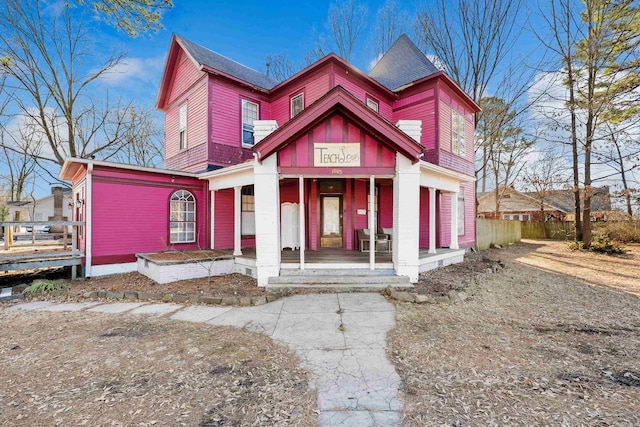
left=378, top=228, right=393, bottom=252
left=358, top=228, right=390, bottom=252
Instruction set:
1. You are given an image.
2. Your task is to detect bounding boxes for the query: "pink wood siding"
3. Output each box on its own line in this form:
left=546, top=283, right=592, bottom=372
left=344, top=179, right=353, bottom=249
left=352, top=179, right=368, bottom=242
left=270, top=74, right=331, bottom=125
left=419, top=187, right=430, bottom=248
left=167, top=51, right=205, bottom=105
left=90, top=167, right=207, bottom=264
left=279, top=180, right=299, bottom=203
left=278, top=113, right=396, bottom=175
left=439, top=192, right=451, bottom=248
left=333, top=73, right=393, bottom=121
left=208, top=78, right=269, bottom=166
left=379, top=184, right=393, bottom=229
left=393, top=88, right=437, bottom=150
left=459, top=181, right=476, bottom=248
left=213, top=188, right=234, bottom=249
left=439, top=98, right=452, bottom=153
left=309, top=181, right=319, bottom=250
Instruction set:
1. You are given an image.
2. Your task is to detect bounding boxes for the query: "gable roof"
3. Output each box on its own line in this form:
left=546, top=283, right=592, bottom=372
left=525, top=187, right=611, bottom=212
left=368, top=34, right=441, bottom=91
left=176, top=36, right=278, bottom=90
left=253, top=85, right=425, bottom=162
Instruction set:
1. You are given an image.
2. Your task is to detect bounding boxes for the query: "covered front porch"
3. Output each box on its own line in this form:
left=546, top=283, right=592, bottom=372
left=235, top=247, right=464, bottom=272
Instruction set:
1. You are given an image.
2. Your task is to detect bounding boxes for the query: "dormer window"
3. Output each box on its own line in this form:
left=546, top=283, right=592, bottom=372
left=290, top=93, right=304, bottom=118
left=452, top=109, right=466, bottom=157
left=242, top=99, right=259, bottom=146
left=366, top=97, right=379, bottom=113
left=179, top=103, right=187, bottom=150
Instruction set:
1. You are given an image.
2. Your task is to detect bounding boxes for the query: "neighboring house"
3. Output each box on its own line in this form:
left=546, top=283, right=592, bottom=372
left=477, top=186, right=611, bottom=221
left=60, top=34, right=479, bottom=285
left=5, top=187, right=73, bottom=231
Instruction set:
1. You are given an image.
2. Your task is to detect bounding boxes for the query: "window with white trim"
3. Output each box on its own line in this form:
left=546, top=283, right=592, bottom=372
left=179, top=103, right=187, bottom=150
left=170, top=190, right=196, bottom=243
left=366, top=97, right=379, bottom=112
left=241, top=185, right=255, bottom=236
left=457, top=192, right=465, bottom=235
left=452, top=109, right=466, bottom=157
left=290, top=93, right=304, bottom=118
left=242, top=100, right=259, bottom=146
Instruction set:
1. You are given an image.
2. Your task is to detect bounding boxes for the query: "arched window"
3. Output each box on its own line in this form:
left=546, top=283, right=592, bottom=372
left=170, top=190, right=196, bottom=243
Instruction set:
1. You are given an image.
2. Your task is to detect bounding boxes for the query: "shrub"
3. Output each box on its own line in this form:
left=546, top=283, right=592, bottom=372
left=24, top=280, right=69, bottom=295
left=592, top=221, right=640, bottom=243
left=589, top=236, right=626, bottom=255
left=567, top=240, right=584, bottom=251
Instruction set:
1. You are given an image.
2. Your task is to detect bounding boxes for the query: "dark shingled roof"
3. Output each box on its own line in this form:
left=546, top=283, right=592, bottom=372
left=368, top=34, right=441, bottom=91
left=177, top=36, right=278, bottom=90
left=525, top=187, right=611, bottom=212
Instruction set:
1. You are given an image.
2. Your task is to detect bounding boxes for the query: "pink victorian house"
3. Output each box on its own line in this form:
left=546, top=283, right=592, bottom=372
left=60, top=34, right=478, bottom=286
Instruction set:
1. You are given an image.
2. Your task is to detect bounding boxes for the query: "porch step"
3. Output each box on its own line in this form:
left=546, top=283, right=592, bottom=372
left=267, top=269, right=412, bottom=291
left=279, top=268, right=397, bottom=276
left=265, top=283, right=413, bottom=292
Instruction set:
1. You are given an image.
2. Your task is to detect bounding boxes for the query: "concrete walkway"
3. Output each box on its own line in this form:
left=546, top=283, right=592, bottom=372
left=7, top=293, right=402, bottom=426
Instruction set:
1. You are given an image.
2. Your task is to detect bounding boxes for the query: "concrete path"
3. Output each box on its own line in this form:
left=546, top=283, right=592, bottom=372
left=6, top=294, right=402, bottom=426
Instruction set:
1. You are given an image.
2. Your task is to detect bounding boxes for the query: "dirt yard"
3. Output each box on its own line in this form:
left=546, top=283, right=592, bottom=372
left=0, top=310, right=317, bottom=426
left=390, top=239, right=640, bottom=425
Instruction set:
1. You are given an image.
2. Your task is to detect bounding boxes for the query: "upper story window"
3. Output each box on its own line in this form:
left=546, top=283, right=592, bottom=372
left=290, top=93, right=304, bottom=118
left=452, top=109, right=466, bottom=157
left=242, top=99, right=259, bottom=147
left=366, top=97, right=379, bottom=113
left=170, top=190, right=196, bottom=243
left=179, top=103, right=187, bottom=150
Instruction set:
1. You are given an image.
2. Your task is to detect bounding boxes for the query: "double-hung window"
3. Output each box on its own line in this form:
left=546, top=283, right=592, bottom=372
left=179, top=103, right=187, bottom=150
left=290, top=93, right=304, bottom=118
left=241, top=185, right=255, bottom=236
left=242, top=100, right=259, bottom=146
left=366, top=97, right=379, bottom=113
left=170, top=190, right=196, bottom=243
left=452, top=109, right=466, bottom=157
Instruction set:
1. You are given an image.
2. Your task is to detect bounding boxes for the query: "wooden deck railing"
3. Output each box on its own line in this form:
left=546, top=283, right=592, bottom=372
left=0, top=221, right=85, bottom=279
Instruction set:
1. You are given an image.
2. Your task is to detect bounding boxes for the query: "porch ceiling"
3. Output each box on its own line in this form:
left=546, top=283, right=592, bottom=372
left=420, top=160, right=475, bottom=192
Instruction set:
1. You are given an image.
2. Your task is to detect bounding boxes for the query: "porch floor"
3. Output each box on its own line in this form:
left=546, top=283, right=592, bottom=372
left=236, top=247, right=463, bottom=264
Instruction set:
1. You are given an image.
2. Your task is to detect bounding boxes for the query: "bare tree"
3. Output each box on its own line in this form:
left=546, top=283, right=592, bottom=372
left=372, top=0, right=410, bottom=58
left=0, top=0, right=164, bottom=187
left=328, top=0, right=368, bottom=62
left=306, top=0, right=368, bottom=64
left=0, top=118, right=42, bottom=201
left=109, top=106, right=164, bottom=167
left=596, top=122, right=640, bottom=217
left=265, top=53, right=297, bottom=82
left=521, top=152, right=569, bottom=235
left=536, top=0, right=640, bottom=246
left=415, top=0, right=525, bottom=104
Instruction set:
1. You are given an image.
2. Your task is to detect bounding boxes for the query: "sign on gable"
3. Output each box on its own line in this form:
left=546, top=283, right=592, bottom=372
left=313, top=143, right=360, bottom=167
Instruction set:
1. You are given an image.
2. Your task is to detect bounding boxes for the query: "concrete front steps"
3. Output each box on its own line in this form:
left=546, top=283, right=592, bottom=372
left=266, top=268, right=413, bottom=292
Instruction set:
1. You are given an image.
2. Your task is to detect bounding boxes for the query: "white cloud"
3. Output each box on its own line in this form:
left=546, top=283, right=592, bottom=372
left=98, top=56, right=165, bottom=85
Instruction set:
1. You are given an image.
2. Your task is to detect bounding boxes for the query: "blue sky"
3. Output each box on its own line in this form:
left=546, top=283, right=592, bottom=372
left=96, top=0, right=410, bottom=107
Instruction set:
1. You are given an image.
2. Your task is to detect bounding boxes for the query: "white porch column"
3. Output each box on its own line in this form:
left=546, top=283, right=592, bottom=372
left=428, top=187, right=437, bottom=254
left=210, top=190, right=216, bottom=249
left=254, top=156, right=280, bottom=286
left=369, top=175, right=375, bottom=270
left=298, top=176, right=305, bottom=270
left=233, top=186, right=242, bottom=256
left=393, top=155, right=420, bottom=282
left=450, top=190, right=460, bottom=250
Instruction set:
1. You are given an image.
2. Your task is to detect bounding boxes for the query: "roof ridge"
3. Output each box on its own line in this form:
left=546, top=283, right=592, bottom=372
left=176, top=35, right=269, bottom=78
